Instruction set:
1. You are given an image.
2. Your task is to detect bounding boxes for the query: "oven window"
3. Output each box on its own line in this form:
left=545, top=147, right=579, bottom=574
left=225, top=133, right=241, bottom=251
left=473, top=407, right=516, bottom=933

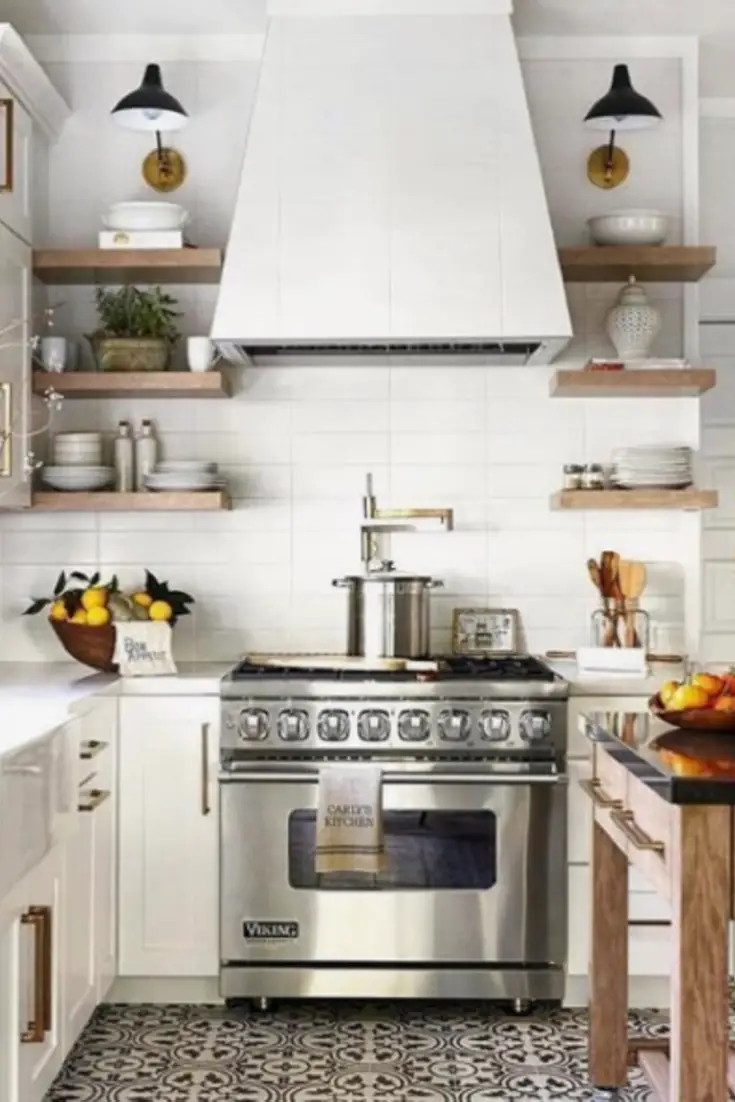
left=288, top=811, right=496, bottom=890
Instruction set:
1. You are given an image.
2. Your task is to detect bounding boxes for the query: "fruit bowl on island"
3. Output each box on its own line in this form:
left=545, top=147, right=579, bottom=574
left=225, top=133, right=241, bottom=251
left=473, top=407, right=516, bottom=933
left=24, top=568, right=194, bottom=673
left=650, top=673, right=735, bottom=733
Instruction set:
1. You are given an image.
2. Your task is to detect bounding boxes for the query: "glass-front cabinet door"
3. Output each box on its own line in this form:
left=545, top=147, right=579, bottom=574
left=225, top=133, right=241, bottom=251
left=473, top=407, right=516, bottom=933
left=0, top=219, right=31, bottom=508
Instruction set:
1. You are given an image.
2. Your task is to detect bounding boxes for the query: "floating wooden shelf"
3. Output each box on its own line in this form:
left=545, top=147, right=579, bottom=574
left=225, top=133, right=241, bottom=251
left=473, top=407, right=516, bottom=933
left=32, top=370, right=232, bottom=399
left=550, top=369, right=716, bottom=398
left=32, top=491, right=231, bottom=512
left=32, top=248, right=223, bottom=285
left=558, top=246, right=716, bottom=283
left=551, top=489, right=718, bottom=511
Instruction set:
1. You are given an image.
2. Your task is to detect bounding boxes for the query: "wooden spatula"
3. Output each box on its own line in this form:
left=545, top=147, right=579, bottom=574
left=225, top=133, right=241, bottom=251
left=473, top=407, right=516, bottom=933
left=600, top=551, right=621, bottom=645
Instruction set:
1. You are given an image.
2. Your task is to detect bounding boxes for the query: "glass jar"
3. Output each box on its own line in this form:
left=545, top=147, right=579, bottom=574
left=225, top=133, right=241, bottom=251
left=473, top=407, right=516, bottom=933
left=563, top=464, right=584, bottom=490
left=591, top=601, right=651, bottom=650
left=582, top=463, right=605, bottom=490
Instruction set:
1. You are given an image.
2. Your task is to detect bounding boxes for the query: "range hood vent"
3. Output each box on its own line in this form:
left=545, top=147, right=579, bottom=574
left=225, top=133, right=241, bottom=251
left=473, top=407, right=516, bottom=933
left=213, top=0, right=571, bottom=365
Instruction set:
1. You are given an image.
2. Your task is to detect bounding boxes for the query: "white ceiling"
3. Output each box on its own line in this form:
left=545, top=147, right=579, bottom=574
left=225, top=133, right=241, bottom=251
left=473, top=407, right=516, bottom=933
left=0, top=0, right=267, bottom=35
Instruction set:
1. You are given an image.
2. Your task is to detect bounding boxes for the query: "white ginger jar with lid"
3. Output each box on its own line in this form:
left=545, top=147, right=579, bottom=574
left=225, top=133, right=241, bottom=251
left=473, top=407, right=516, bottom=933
left=606, top=276, right=661, bottom=362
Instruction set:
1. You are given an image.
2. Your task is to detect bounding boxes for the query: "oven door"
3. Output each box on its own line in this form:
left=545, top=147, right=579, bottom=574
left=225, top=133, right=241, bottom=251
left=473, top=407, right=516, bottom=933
left=220, top=766, right=567, bottom=967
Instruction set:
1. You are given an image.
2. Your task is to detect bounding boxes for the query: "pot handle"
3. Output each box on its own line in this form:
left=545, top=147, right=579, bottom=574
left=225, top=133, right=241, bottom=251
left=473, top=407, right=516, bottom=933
left=332, top=579, right=351, bottom=588
left=426, top=580, right=444, bottom=589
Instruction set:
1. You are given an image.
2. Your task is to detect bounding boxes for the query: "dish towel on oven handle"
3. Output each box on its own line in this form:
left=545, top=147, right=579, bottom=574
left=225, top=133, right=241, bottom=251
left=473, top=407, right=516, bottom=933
left=315, top=765, right=386, bottom=875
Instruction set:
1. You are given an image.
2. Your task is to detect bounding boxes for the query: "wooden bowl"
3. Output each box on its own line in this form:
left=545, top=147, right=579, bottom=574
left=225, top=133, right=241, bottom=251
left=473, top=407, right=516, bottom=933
left=649, top=694, right=735, bottom=733
left=50, top=620, right=118, bottom=673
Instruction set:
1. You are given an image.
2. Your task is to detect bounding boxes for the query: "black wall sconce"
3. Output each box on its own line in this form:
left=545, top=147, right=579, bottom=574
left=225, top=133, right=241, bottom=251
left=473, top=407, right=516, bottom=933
left=584, top=64, right=662, bottom=190
left=112, top=64, right=189, bottom=192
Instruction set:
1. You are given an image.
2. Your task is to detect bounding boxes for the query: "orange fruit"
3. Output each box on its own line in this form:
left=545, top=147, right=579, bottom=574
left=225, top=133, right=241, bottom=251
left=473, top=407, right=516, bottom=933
left=691, top=673, right=725, bottom=697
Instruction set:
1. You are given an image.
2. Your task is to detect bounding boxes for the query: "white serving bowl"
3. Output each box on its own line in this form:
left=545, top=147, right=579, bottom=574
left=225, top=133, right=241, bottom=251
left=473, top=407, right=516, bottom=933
left=41, top=466, right=114, bottom=491
left=102, top=201, right=189, bottom=232
left=155, top=460, right=219, bottom=474
left=53, top=445, right=103, bottom=466
left=588, top=210, right=670, bottom=247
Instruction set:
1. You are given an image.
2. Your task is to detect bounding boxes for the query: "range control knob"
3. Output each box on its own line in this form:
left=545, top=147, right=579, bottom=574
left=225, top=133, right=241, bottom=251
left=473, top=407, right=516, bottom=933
left=480, top=709, right=511, bottom=742
left=358, top=710, right=390, bottom=743
left=520, top=709, right=552, bottom=744
left=278, top=709, right=309, bottom=742
left=398, top=709, right=431, bottom=742
left=239, top=708, right=270, bottom=742
left=438, top=709, right=471, bottom=742
left=318, top=709, right=350, bottom=742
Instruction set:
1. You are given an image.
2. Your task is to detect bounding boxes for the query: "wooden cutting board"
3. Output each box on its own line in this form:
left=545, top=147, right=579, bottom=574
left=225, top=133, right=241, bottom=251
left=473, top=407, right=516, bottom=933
left=244, top=653, right=440, bottom=673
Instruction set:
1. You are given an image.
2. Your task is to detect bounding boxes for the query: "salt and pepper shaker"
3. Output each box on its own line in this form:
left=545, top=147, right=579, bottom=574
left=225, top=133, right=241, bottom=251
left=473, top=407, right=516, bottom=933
left=113, top=421, right=134, bottom=492
left=135, top=419, right=158, bottom=491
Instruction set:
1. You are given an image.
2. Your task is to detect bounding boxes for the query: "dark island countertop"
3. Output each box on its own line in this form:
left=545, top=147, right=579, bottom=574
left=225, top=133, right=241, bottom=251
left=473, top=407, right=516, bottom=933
left=584, top=709, right=735, bottom=804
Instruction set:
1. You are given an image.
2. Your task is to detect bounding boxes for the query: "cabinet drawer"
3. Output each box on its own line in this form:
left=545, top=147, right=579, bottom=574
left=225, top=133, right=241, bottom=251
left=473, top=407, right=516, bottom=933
left=619, top=771, right=672, bottom=901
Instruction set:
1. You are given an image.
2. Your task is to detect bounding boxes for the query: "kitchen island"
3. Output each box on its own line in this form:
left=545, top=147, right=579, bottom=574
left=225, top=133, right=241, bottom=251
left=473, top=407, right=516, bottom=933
left=582, top=709, right=735, bottom=1101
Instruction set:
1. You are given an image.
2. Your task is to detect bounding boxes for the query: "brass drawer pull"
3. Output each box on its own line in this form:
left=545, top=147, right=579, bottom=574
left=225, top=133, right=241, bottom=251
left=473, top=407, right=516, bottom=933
left=610, top=808, right=665, bottom=854
left=20, top=905, right=51, bottom=1043
left=80, top=740, right=108, bottom=760
left=579, top=777, right=623, bottom=810
left=201, top=723, right=211, bottom=816
left=0, top=98, right=14, bottom=193
left=79, top=788, right=111, bottom=813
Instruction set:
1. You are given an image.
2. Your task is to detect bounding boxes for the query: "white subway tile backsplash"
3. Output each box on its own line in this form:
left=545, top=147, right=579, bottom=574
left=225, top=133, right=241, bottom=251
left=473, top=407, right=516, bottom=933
left=391, top=433, right=485, bottom=466
left=390, top=400, right=485, bottom=433
left=292, top=432, right=390, bottom=466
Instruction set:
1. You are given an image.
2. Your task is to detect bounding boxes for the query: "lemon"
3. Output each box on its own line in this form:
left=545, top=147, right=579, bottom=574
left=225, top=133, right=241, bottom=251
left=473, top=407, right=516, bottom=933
left=69, top=609, right=88, bottom=625
left=132, top=592, right=153, bottom=609
left=49, top=600, right=68, bottom=622
left=149, top=600, right=173, bottom=622
left=86, top=606, right=111, bottom=627
left=81, top=587, right=109, bottom=611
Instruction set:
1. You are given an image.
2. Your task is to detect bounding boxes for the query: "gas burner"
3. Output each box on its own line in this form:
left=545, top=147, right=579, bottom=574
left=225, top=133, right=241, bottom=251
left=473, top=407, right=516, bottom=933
left=228, top=654, right=560, bottom=683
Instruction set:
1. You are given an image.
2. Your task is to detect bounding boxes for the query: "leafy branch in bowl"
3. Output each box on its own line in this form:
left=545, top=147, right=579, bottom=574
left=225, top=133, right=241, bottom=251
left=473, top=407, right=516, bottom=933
left=24, top=568, right=194, bottom=627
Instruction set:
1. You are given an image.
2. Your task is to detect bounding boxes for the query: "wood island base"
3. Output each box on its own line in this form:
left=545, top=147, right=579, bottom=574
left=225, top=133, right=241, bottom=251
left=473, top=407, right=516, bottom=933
left=586, top=752, right=733, bottom=1102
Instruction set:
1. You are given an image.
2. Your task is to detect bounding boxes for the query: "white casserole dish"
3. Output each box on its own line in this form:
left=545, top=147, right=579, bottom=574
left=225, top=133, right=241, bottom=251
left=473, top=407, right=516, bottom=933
left=102, top=201, right=189, bottom=232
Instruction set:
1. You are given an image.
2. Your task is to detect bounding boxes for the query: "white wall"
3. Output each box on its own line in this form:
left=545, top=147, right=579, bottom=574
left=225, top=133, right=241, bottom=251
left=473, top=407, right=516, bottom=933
left=0, top=42, right=698, bottom=662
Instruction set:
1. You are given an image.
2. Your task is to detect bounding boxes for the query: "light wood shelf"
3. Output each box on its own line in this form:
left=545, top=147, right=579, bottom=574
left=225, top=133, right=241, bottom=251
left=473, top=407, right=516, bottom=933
left=550, top=369, right=716, bottom=398
left=551, top=489, right=718, bottom=511
left=32, top=248, right=223, bottom=285
left=32, top=370, right=232, bottom=399
left=32, top=491, right=231, bottom=512
left=558, top=246, right=716, bottom=283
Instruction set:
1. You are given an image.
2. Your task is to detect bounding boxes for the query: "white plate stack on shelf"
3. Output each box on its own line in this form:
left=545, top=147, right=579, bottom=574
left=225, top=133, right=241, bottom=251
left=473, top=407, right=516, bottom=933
left=99, top=201, right=189, bottom=250
left=144, top=460, right=224, bottom=493
left=41, top=433, right=115, bottom=491
left=611, top=445, right=694, bottom=490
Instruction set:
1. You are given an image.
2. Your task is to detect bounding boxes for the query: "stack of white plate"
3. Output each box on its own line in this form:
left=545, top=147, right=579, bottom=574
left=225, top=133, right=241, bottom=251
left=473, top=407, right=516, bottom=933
left=53, top=432, right=103, bottom=467
left=611, top=446, right=693, bottom=489
left=145, top=461, right=223, bottom=493
left=41, top=466, right=114, bottom=491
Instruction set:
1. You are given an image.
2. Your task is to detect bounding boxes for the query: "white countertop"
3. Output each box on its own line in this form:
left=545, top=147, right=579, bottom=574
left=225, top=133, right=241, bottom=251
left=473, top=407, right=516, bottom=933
left=545, top=659, right=684, bottom=698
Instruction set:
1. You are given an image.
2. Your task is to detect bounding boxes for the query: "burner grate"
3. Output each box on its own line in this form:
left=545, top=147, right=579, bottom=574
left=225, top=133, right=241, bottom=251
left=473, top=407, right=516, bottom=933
left=228, top=654, right=559, bottom=683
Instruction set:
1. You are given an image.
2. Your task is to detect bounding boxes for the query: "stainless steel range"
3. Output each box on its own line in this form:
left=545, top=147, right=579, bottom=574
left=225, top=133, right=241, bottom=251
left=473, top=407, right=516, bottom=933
left=219, top=655, right=569, bottom=1006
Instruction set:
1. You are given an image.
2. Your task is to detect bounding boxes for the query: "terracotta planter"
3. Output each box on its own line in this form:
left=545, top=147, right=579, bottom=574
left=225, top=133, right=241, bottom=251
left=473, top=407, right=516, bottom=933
left=93, top=336, right=170, bottom=373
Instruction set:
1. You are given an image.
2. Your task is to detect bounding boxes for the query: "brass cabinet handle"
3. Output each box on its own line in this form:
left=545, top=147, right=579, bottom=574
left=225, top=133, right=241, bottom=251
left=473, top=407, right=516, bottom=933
left=579, top=777, right=623, bottom=810
left=201, top=722, right=211, bottom=816
left=0, top=98, right=14, bottom=192
left=610, top=808, right=665, bottom=854
left=0, top=381, right=11, bottom=478
left=80, top=740, right=108, bottom=761
left=20, top=905, right=52, bottom=1043
left=79, top=788, right=111, bottom=813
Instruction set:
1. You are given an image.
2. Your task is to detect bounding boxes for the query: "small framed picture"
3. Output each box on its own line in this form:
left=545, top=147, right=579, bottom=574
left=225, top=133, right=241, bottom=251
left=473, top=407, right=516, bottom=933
left=452, top=608, right=520, bottom=656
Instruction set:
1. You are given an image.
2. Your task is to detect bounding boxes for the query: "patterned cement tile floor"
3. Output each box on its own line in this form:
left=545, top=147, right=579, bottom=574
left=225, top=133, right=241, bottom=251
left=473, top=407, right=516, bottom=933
left=45, top=1002, right=669, bottom=1101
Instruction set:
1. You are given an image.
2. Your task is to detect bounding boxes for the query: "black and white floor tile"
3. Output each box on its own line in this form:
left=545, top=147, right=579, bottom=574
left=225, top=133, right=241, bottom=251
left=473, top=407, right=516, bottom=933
left=46, top=1002, right=670, bottom=1101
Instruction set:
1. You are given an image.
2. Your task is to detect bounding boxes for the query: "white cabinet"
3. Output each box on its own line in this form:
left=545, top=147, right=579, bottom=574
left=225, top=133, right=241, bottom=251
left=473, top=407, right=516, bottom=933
left=0, top=84, right=32, bottom=244
left=0, top=218, right=31, bottom=508
left=119, top=697, right=219, bottom=977
left=62, top=699, right=118, bottom=1047
left=0, top=847, right=64, bottom=1102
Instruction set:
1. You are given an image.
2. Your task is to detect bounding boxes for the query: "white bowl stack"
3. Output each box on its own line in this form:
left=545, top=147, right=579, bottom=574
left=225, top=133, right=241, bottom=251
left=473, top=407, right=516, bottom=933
left=42, top=433, right=114, bottom=491
left=145, top=460, right=223, bottom=493
left=611, top=446, right=693, bottom=490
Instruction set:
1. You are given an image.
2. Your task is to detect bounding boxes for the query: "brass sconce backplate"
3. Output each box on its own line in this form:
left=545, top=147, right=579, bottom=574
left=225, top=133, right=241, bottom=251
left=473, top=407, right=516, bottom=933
left=587, top=145, right=630, bottom=190
left=142, top=147, right=187, bottom=193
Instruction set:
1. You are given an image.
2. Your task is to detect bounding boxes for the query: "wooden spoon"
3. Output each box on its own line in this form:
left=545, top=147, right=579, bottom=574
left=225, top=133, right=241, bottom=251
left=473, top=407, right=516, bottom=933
left=600, top=551, right=622, bottom=646
left=618, top=561, right=647, bottom=647
left=587, top=558, right=603, bottom=595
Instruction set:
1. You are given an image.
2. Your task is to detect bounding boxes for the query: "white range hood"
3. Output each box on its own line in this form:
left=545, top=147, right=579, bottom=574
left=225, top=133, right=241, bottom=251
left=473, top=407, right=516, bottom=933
left=212, top=0, right=571, bottom=365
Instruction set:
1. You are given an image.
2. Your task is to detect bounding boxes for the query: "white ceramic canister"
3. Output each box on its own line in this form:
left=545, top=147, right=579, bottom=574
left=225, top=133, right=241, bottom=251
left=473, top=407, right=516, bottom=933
left=606, top=276, right=661, bottom=362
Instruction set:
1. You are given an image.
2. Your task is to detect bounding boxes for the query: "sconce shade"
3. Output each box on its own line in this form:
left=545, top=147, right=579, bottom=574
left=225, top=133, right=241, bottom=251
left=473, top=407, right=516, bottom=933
left=584, top=64, right=662, bottom=132
left=112, top=64, right=188, bottom=133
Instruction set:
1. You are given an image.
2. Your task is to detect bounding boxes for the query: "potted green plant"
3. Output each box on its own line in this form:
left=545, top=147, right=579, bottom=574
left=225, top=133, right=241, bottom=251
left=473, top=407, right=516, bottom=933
left=88, top=285, right=180, bottom=372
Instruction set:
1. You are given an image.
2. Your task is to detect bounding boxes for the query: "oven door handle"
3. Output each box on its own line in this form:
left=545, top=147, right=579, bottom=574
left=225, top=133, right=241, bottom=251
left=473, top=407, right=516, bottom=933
left=220, top=770, right=567, bottom=786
